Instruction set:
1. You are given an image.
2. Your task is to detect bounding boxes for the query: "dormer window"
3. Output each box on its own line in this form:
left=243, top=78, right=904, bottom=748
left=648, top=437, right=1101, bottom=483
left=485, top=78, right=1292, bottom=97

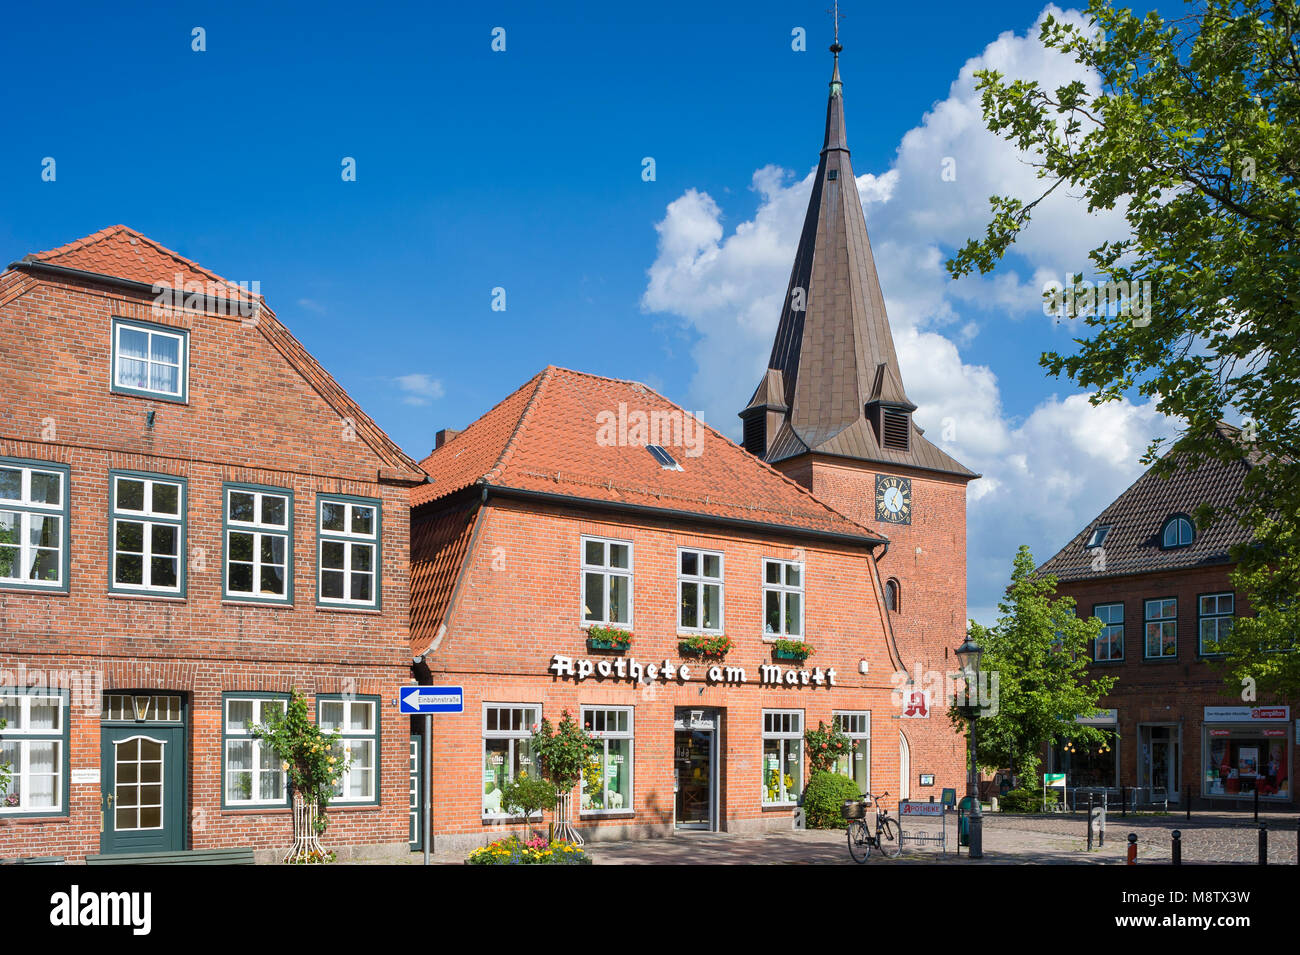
left=1160, top=515, right=1195, bottom=549
left=1085, top=525, right=1111, bottom=549
left=880, top=408, right=911, bottom=452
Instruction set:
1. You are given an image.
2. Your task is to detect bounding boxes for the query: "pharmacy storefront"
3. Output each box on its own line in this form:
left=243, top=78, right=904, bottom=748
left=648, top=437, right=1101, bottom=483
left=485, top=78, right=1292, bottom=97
left=1201, top=706, right=1292, bottom=803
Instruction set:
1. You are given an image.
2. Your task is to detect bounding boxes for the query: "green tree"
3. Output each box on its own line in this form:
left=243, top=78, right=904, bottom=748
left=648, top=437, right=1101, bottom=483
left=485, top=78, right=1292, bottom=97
left=530, top=711, right=597, bottom=791
left=947, top=0, right=1300, bottom=693
left=950, top=546, right=1115, bottom=786
left=252, top=688, right=349, bottom=834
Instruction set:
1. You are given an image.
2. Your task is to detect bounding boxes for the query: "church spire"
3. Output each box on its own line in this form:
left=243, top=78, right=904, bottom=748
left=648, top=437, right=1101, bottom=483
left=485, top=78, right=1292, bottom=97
left=740, top=33, right=974, bottom=479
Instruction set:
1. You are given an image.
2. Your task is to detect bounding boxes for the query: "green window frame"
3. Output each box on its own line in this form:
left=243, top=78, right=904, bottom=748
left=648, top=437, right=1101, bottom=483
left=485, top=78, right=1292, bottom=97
left=317, top=495, right=381, bottom=609
left=109, top=470, right=186, bottom=596
left=111, top=316, right=189, bottom=403
left=0, top=457, right=71, bottom=593
left=1198, top=592, right=1235, bottom=656
left=318, top=695, right=380, bottom=805
left=0, top=687, right=70, bottom=817
left=1093, top=602, right=1125, bottom=661
left=221, top=693, right=289, bottom=809
left=761, top=709, right=804, bottom=806
left=1144, top=597, right=1177, bottom=659
left=832, top=710, right=871, bottom=797
left=222, top=482, right=293, bottom=604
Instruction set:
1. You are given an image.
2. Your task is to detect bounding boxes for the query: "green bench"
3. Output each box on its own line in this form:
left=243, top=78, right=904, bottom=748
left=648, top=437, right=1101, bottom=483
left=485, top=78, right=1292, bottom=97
left=85, top=847, right=255, bottom=865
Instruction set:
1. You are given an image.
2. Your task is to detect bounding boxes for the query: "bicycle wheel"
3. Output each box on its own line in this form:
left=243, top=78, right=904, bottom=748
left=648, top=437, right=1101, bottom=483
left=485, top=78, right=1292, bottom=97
left=846, top=819, right=873, bottom=863
left=877, top=817, right=902, bottom=858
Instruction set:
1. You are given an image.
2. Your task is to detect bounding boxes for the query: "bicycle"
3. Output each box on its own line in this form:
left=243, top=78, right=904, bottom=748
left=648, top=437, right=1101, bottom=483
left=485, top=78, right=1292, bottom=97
left=844, top=791, right=902, bottom=862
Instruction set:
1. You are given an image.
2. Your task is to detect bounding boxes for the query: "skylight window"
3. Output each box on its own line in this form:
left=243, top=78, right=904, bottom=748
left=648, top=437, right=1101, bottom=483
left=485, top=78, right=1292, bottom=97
left=646, top=445, right=682, bottom=471
left=1085, top=525, right=1111, bottom=549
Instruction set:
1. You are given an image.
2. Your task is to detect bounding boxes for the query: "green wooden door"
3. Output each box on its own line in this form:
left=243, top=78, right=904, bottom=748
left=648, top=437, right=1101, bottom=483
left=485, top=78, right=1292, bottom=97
left=100, top=726, right=185, bottom=854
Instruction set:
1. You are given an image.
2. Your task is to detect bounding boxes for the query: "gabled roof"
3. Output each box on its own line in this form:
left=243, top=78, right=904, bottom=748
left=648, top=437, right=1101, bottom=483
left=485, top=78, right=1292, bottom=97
left=1036, top=423, right=1258, bottom=583
left=414, top=366, right=886, bottom=544
left=10, top=226, right=422, bottom=478
left=743, top=46, right=974, bottom=480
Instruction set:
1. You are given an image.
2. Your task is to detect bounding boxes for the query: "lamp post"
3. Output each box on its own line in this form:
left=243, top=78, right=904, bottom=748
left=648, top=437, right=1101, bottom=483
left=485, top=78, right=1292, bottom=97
left=955, top=633, right=984, bottom=859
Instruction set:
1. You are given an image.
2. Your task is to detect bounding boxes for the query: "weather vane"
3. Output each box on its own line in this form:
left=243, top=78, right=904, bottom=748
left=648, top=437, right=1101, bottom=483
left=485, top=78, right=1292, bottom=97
left=827, top=0, right=845, bottom=48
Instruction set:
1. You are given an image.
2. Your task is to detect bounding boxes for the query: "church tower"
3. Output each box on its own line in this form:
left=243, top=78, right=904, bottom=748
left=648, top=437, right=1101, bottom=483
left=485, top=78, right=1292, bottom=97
left=741, top=34, right=979, bottom=799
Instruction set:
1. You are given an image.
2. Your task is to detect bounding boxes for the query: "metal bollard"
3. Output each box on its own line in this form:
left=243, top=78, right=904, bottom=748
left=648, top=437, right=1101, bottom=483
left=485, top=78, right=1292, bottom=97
left=1087, top=792, right=1094, bottom=851
left=1127, top=832, right=1137, bottom=864
left=1258, top=823, right=1268, bottom=865
left=1121, top=786, right=1127, bottom=818
left=1171, top=829, right=1182, bottom=865
left=1185, top=788, right=1191, bottom=821
left=1253, top=785, right=1259, bottom=823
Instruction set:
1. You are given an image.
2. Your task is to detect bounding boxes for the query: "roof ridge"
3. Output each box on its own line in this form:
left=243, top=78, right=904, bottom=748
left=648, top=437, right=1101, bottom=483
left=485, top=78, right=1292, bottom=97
left=480, top=366, right=555, bottom=485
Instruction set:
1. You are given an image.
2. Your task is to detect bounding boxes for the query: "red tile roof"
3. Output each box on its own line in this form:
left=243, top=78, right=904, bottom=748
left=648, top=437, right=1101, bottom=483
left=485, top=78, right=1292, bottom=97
left=413, top=366, right=885, bottom=543
left=12, top=226, right=422, bottom=477
left=410, top=502, right=483, bottom=655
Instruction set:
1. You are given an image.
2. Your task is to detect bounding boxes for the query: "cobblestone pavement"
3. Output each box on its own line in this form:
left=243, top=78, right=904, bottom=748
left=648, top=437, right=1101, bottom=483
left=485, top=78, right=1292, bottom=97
left=396, top=809, right=1299, bottom=864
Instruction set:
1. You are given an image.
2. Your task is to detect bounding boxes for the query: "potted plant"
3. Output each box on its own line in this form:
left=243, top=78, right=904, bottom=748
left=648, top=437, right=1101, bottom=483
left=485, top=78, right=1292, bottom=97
left=252, top=688, right=350, bottom=864
left=772, top=638, right=814, bottom=662
left=586, top=625, right=633, bottom=652
left=678, top=634, right=734, bottom=658
left=531, top=711, right=598, bottom=844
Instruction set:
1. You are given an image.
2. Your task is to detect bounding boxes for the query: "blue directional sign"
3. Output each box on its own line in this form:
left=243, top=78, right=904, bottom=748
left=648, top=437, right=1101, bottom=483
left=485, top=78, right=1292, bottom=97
left=399, top=685, right=464, bottom=714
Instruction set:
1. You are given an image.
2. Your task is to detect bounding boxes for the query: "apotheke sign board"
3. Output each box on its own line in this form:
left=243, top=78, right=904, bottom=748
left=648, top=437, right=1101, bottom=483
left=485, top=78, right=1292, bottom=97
left=548, top=654, right=838, bottom=687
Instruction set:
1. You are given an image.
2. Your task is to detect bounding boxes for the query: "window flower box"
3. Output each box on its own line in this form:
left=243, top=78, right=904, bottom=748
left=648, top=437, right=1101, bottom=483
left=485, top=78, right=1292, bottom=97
left=678, top=634, right=734, bottom=659
left=772, top=639, right=813, bottom=662
left=586, top=626, right=632, bottom=652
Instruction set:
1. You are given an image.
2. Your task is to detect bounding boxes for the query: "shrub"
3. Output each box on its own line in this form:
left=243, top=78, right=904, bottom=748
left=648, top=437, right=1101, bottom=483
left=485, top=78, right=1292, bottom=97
left=499, top=772, right=556, bottom=820
left=998, top=787, right=1061, bottom=814
left=802, top=771, right=863, bottom=829
left=466, top=836, right=592, bottom=865
left=805, top=720, right=852, bottom=773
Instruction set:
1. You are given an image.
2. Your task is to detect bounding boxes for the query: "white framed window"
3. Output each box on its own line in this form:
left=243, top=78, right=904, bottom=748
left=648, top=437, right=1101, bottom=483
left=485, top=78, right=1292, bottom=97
left=0, top=690, right=66, bottom=814
left=0, top=459, right=68, bottom=591
left=763, top=558, right=804, bottom=638
left=1094, top=603, right=1124, bottom=661
left=678, top=548, right=723, bottom=632
left=581, top=536, right=632, bottom=627
left=761, top=709, right=803, bottom=806
left=1145, top=598, right=1177, bottom=659
left=112, top=318, right=188, bottom=400
left=482, top=704, right=540, bottom=817
left=110, top=472, right=184, bottom=594
left=1199, top=592, right=1235, bottom=656
left=581, top=706, right=633, bottom=813
left=319, top=696, right=378, bottom=804
left=224, top=484, right=292, bottom=602
left=832, top=711, right=871, bottom=797
left=318, top=497, right=379, bottom=608
left=222, top=695, right=288, bottom=807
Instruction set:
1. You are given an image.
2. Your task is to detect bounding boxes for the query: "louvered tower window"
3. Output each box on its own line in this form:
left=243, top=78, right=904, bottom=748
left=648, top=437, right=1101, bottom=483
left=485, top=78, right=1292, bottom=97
left=881, top=408, right=911, bottom=451
left=742, top=412, right=766, bottom=457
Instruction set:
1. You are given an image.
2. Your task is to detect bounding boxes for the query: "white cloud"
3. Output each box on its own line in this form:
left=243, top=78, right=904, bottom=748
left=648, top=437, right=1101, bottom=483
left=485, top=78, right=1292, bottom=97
left=640, top=5, right=1174, bottom=624
left=394, top=373, right=445, bottom=406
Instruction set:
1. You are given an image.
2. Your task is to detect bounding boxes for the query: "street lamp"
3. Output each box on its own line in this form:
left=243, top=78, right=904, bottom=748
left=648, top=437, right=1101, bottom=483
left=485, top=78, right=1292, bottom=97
left=955, top=633, right=984, bottom=859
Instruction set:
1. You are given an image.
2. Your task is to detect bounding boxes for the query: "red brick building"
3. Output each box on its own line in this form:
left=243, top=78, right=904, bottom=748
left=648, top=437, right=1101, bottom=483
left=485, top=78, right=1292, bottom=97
left=409, top=43, right=974, bottom=852
left=0, top=226, right=425, bottom=861
left=1036, top=424, right=1295, bottom=808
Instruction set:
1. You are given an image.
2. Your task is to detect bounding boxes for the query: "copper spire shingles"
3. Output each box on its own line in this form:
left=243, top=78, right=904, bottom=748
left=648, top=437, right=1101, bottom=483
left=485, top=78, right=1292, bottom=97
left=745, top=45, right=974, bottom=479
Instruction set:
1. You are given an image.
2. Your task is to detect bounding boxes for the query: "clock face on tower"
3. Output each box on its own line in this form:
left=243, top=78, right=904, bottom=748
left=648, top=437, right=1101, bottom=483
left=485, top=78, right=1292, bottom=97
left=875, top=475, right=913, bottom=525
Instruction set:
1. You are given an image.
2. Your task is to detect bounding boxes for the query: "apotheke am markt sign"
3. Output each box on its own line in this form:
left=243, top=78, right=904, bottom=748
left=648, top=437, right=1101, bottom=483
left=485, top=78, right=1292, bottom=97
left=548, top=654, right=839, bottom=687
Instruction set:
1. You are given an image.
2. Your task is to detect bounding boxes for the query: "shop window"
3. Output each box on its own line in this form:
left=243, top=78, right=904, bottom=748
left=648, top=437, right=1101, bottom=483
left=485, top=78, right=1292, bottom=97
left=581, top=706, right=633, bottom=813
left=581, top=537, right=632, bottom=627
left=318, top=496, right=380, bottom=608
left=1144, top=598, right=1177, bottom=659
left=482, top=704, right=540, bottom=817
left=832, top=711, right=870, bottom=797
left=0, top=688, right=68, bottom=816
left=678, top=548, right=723, bottom=632
left=1198, top=592, right=1234, bottom=656
left=319, top=696, right=378, bottom=804
left=222, top=694, right=288, bottom=807
left=762, top=709, right=803, bottom=805
left=1093, top=603, right=1124, bottom=661
left=1204, top=726, right=1290, bottom=800
left=763, top=559, right=804, bottom=638
left=0, top=458, right=69, bottom=592
left=224, top=484, right=293, bottom=603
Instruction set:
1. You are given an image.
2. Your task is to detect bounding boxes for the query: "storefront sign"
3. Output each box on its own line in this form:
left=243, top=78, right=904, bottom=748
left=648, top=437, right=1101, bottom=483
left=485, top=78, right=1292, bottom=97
left=547, top=654, right=837, bottom=688
left=1204, top=706, right=1290, bottom=722
left=901, top=689, right=930, bottom=718
left=899, top=800, right=943, bottom=816
left=1076, top=709, right=1118, bottom=725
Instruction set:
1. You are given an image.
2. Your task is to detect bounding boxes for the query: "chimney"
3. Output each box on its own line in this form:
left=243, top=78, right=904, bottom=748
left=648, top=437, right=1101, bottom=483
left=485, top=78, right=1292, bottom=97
left=435, top=428, right=462, bottom=449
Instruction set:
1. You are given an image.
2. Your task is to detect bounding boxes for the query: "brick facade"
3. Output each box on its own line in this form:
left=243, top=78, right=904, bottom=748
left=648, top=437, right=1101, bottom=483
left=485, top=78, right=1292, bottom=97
left=0, top=260, right=418, bottom=861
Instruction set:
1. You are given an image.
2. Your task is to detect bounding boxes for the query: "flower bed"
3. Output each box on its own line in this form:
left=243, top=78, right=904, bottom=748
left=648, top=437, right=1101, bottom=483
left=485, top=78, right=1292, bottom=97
left=466, top=835, right=593, bottom=865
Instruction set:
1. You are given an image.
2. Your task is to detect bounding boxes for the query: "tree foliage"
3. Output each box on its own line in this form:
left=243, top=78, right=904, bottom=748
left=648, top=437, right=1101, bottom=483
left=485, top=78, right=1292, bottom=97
left=949, top=546, right=1115, bottom=784
left=531, top=710, right=598, bottom=790
left=947, top=0, right=1300, bottom=693
left=252, top=688, right=349, bottom=833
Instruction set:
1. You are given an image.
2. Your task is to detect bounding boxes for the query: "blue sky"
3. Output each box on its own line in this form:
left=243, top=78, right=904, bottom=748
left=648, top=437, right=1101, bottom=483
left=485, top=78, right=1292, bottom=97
left=1, top=0, right=1175, bottom=622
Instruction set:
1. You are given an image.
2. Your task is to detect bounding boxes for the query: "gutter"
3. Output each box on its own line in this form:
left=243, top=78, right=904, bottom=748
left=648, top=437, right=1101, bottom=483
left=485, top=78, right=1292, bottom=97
left=10, top=259, right=258, bottom=314
left=479, top=483, right=887, bottom=551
